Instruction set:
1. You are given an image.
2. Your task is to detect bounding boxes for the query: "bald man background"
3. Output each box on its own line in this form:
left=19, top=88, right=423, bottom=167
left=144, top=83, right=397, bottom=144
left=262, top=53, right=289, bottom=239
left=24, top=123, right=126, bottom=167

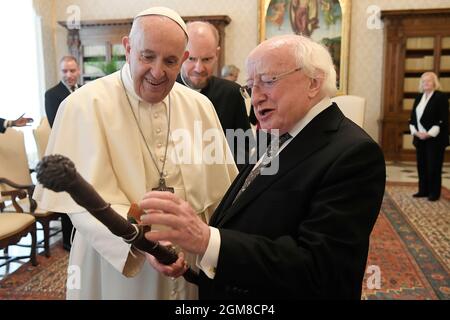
left=177, top=21, right=253, bottom=171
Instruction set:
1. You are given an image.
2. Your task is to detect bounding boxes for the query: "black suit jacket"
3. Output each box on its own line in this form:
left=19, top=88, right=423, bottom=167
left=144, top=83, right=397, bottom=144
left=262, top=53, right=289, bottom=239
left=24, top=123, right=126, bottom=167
left=177, top=75, right=253, bottom=171
left=409, top=90, right=449, bottom=148
left=199, top=104, right=386, bottom=299
left=45, top=81, right=72, bottom=128
left=0, top=118, right=6, bottom=133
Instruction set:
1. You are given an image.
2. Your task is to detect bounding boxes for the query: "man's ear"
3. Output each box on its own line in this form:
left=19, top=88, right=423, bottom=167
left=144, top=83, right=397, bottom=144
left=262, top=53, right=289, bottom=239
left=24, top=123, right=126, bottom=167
left=181, top=50, right=189, bottom=64
left=122, top=36, right=131, bottom=63
left=308, top=77, right=323, bottom=98
left=216, top=46, right=221, bottom=58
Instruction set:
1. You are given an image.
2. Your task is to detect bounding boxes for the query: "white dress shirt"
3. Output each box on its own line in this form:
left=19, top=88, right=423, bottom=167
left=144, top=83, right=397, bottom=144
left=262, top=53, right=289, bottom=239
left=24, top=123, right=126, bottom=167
left=409, top=91, right=440, bottom=137
left=62, top=81, right=79, bottom=93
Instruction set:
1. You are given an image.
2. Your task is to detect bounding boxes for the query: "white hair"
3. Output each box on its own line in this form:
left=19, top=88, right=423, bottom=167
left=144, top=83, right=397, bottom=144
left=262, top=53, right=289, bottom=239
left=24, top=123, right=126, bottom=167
left=250, top=35, right=337, bottom=96
left=291, top=35, right=337, bottom=97
left=221, top=64, right=240, bottom=78
left=419, top=71, right=441, bottom=92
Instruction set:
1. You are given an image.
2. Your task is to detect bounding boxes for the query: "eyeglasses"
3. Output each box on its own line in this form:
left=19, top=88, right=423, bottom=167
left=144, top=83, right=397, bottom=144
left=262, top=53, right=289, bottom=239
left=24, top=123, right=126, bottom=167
left=240, top=67, right=302, bottom=98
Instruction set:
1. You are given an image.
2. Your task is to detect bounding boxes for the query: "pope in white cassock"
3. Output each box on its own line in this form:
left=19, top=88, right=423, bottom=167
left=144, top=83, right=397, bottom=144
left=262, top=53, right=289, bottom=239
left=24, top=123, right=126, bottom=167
left=33, top=7, right=238, bottom=300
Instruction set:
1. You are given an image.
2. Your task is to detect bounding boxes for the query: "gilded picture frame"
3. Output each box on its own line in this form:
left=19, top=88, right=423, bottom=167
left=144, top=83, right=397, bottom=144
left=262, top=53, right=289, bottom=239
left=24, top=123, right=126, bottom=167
left=259, top=0, right=351, bottom=95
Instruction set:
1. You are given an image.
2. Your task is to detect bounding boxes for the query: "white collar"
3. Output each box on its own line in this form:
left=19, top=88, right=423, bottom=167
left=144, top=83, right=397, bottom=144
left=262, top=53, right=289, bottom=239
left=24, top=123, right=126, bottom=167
left=62, top=81, right=78, bottom=92
left=287, top=96, right=332, bottom=139
left=422, top=90, right=434, bottom=101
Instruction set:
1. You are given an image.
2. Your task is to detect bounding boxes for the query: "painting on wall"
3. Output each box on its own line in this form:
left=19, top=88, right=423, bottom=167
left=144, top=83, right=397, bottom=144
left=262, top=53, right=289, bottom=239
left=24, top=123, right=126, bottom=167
left=259, top=0, right=351, bottom=94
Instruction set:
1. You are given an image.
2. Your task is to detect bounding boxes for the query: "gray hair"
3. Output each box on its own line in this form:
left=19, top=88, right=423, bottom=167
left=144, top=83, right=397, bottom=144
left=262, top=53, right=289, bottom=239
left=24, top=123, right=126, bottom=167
left=419, top=71, right=441, bottom=92
left=221, top=64, right=240, bottom=78
left=250, top=35, right=337, bottom=96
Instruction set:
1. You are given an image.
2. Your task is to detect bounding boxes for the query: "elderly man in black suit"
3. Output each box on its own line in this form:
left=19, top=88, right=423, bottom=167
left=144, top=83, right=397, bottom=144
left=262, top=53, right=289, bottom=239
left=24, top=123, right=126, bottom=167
left=141, top=35, right=386, bottom=299
left=44, top=55, right=80, bottom=250
left=45, top=56, right=80, bottom=127
left=177, top=21, right=253, bottom=171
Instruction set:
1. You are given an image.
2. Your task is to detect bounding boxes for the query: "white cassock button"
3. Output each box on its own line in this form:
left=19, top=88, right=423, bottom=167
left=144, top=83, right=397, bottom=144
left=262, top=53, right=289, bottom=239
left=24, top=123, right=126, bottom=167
left=154, top=113, right=159, bottom=119
left=156, top=128, right=161, bottom=134
left=159, top=157, right=164, bottom=162
left=157, top=143, right=162, bottom=148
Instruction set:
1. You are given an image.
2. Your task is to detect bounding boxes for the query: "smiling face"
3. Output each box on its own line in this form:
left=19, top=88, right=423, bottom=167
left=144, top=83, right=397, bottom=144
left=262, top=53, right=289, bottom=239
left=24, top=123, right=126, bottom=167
left=246, top=38, right=323, bottom=134
left=123, top=16, right=188, bottom=103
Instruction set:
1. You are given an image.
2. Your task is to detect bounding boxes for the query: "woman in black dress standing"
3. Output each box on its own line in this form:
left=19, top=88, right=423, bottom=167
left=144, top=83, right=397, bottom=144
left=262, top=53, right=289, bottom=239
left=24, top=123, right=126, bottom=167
left=409, top=71, right=449, bottom=201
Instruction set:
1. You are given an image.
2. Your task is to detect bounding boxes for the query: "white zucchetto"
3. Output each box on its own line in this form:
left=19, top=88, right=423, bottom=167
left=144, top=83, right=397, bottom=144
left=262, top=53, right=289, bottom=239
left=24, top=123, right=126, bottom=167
left=134, top=7, right=188, bottom=38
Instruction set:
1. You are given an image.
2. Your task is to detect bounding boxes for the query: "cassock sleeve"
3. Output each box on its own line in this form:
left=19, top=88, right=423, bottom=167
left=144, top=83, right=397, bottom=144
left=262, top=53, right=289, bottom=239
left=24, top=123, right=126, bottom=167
left=69, top=204, right=145, bottom=277
left=34, top=94, right=145, bottom=275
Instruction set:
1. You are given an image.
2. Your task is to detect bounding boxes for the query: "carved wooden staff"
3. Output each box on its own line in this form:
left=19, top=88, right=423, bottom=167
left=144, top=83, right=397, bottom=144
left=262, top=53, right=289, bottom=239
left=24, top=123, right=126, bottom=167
left=36, top=154, right=199, bottom=285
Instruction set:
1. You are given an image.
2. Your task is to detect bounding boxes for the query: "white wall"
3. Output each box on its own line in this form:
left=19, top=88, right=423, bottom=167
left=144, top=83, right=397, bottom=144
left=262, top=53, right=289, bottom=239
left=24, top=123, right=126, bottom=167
left=33, top=0, right=57, bottom=90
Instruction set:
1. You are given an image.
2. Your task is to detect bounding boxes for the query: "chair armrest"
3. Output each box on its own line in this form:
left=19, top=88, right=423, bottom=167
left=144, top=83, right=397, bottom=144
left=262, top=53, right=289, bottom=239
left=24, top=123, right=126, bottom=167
left=0, top=177, right=37, bottom=213
left=1, top=189, right=27, bottom=212
left=0, top=177, right=34, bottom=191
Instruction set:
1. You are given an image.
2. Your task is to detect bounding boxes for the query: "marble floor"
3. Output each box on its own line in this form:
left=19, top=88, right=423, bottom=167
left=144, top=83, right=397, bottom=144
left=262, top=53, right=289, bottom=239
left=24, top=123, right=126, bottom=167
left=386, top=161, right=450, bottom=190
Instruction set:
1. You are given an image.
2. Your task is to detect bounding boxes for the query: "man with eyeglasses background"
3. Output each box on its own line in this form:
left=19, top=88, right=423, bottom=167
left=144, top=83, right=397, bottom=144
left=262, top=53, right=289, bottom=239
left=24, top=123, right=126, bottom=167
left=177, top=21, right=254, bottom=171
left=141, top=34, right=386, bottom=299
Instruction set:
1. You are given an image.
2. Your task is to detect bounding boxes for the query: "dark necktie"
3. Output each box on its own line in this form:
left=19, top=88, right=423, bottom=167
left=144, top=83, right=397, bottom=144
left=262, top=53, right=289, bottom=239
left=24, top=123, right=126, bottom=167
left=71, top=86, right=76, bottom=92
left=233, top=132, right=292, bottom=202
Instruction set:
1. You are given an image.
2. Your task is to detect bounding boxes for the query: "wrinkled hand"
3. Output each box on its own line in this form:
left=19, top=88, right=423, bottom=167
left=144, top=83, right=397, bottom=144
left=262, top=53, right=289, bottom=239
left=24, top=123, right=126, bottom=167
left=12, top=114, right=33, bottom=127
left=139, top=191, right=210, bottom=255
left=415, top=132, right=430, bottom=140
left=145, top=250, right=188, bottom=278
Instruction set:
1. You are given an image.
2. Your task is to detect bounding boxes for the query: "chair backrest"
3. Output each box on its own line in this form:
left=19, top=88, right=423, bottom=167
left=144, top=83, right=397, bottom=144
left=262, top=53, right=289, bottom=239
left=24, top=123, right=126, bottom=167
left=0, top=128, right=33, bottom=193
left=330, top=95, right=366, bottom=128
left=33, top=117, right=51, bottom=160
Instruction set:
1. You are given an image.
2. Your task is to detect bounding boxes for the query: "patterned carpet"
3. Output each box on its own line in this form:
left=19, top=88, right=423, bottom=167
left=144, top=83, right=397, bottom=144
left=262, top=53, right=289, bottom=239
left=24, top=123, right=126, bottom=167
left=0, top=243, right=68, bottom=299
left=362, top=182, right=450, bottom=299
left=0, top=182, right=448, bottom=300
